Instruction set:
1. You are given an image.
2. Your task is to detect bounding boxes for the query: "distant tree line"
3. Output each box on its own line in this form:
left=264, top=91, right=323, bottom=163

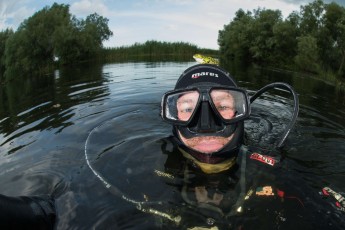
left=100, top=40, right=218, bottom=62
left=0, top=2, right=218, bottom=82
left=0, top=3, right=112, bottom=81
left=218, top=0, right=345, bottom=79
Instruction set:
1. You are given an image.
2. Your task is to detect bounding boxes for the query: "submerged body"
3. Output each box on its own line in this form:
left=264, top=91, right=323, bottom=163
left=160, top=142, right=345, bottom=230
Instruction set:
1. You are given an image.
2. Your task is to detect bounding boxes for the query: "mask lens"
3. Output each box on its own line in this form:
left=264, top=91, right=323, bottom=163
left=210, top=89, right=248, bottom=121
left=165, top=90, right=200, bottom=122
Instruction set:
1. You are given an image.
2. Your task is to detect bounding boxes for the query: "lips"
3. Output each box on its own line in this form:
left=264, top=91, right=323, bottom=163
left=178, top=130, right=234, bottom=154
left=192, top=140, right=224, bottom=153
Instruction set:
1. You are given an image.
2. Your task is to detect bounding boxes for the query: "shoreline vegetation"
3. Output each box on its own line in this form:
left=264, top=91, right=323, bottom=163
left=0, top=0, right=345, bottom=92
left=98, top=40, right=218, bottom=63
left=218, top=0, right=345, bottom=91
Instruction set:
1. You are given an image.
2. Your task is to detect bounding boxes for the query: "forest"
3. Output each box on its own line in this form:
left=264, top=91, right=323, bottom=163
left=100, top=40, right=217, bottom=62
left=218, top=0, right=345, bottom=83
left=0, top=3, right=113, bottom=81
left=0, top=3, right=215, bottom=82
left=0, top=3, right=214, bottom=82
left=2, top=0, right=345, bottom=87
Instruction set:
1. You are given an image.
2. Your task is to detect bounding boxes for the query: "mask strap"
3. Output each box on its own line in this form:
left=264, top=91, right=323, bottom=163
left=250, top=82, right=299, bottom=148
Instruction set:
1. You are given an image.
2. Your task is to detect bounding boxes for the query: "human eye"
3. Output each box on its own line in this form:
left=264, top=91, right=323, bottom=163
left=177, top=102, right=196, bottom=121
left=215, top=102, right=236, bottom=119
left=216, top=103, right=234, bottom=111
left=179, top=104, right=194, bottom=113
left=217, top=105, right=228, bottom=111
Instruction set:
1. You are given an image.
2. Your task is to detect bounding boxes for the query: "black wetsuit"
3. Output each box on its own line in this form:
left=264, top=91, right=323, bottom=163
left=0, top=194, right=55, bottom=230
left=162, top=140, right=345, bottom=230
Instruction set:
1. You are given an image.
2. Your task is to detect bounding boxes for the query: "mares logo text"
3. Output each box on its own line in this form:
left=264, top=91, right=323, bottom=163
left=191, top=72, right=219, bottom=79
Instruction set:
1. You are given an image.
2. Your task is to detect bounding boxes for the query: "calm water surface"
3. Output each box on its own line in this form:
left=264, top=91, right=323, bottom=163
left=0, top=62, right=345, bottom=229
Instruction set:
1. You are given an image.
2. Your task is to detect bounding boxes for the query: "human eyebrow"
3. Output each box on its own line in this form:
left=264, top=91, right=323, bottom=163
left=177, top=98, right=196, bottom=104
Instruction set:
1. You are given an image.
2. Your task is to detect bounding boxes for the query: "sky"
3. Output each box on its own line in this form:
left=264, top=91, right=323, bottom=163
left=0, top=0, right=344, bottom=49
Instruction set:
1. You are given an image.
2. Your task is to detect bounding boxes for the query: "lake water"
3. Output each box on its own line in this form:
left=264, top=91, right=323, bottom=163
left=0, top=61, right=345, bottom=229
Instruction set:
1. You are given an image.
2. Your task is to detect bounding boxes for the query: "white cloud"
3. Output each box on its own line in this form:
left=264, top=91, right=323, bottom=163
left=104, top=0, right=302, bottom=49
left=165, top=24, right=178, bottom=30
left=0, top=1, right=35, bottom=30
left=70, top=0, right=111, bottom=17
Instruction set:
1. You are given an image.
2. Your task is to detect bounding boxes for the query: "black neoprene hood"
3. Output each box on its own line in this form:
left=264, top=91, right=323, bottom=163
left=174, top=64, right=237, bottom=89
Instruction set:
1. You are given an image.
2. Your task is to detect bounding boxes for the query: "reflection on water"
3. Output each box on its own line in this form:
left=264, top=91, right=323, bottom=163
left=0, top=61, right=345, bottom=229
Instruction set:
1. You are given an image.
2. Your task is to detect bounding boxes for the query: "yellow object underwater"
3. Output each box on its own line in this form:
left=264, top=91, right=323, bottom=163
left=193, top=54, right=219, bottom=65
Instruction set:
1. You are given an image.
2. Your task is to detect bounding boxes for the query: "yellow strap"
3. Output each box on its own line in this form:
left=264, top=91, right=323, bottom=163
left=178, top=147, right=236, bottom=174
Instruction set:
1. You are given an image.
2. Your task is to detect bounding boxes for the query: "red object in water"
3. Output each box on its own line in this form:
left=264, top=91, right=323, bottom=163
left=322, top=188, right=330, bottom=196
left=277, top=189, right=285, bottom=198
left=336, top=202, right=341, bottom=208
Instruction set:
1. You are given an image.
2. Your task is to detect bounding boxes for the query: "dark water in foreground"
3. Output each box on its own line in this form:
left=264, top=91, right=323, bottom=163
left=0, top=62, right=345, bottom=229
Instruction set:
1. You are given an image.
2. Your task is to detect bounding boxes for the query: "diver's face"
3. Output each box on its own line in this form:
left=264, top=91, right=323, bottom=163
left=176, top=90, right=235, bottom=154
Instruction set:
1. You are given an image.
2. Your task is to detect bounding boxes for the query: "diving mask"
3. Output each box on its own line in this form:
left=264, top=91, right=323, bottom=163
left=161, top=85, right=250, bottom=138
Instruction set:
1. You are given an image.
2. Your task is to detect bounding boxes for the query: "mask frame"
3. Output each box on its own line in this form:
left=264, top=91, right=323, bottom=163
left=161, top=85, right=251, bottom=126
